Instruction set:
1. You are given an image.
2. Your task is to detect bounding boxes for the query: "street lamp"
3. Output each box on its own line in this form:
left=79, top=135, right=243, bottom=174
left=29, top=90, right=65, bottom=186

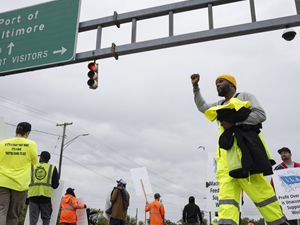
left=63, top=133, right=89, bottom=150
left=58, top=133, right=89, bottom=179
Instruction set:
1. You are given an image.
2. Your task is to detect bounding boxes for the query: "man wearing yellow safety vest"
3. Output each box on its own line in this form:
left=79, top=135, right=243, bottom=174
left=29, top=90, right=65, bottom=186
left=145, top=193, right=165, bottom=225
left=211, top=212, right=218, bottom=225
left=190, top=74, right=288, bottom=225
left=28, top=151, right=59, bottom=225
left=0, top=122, right=38, bottom=225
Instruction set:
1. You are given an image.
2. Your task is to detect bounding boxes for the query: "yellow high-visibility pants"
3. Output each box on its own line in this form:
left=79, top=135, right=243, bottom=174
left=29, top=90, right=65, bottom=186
left=217, top=170, right=286, bottom=225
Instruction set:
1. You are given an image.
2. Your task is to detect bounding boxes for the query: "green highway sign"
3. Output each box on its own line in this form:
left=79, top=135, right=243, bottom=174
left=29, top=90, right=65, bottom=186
left=0, top=0, right=81, bottom=75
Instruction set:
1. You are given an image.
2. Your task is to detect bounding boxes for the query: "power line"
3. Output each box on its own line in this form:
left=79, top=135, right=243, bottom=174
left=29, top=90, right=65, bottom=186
left=60, top=138, right=205, bottom=199
left=0, top=96, right=67, bottom=123
left=54, top=153, right=185, bottom=209
left=5, top=122, right=61, bottom=137
left=1, top=97, right=205, bottom=200
left=80, top=134, right=205, bottom=196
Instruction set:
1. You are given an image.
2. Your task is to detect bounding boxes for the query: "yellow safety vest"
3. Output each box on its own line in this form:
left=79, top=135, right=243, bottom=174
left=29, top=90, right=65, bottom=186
left=211, top=216, right=218, bottom=225
left=204, top=98, right=250, bottom=122
left=28, top=163, right=54, bottom=198
left=205, top=98, right=274, bottom=176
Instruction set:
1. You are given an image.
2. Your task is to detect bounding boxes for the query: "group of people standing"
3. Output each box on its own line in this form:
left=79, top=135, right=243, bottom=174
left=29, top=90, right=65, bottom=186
left=145, top=193, right=211, bottom=225
left=0, top=122, right=206, bottom=225
left=0, top=122, right=87, bottom=225
left=0, top=121, right=131, bottom=225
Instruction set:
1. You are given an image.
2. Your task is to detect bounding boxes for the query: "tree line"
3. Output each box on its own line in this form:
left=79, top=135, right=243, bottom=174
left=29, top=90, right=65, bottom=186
left=18, top=206, right=264, bottom=225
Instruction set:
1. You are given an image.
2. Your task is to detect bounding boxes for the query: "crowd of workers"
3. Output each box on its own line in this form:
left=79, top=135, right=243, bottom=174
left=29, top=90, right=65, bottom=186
left=0, top=122, right=86, bottom=225
left=0, top=73, right=299, bottom=225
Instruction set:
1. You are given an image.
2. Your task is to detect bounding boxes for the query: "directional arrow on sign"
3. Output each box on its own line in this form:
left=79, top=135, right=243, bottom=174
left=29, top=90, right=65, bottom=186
left=7, top=42, right=15, bottom=55
left=53, top=47, right=67, bottom=55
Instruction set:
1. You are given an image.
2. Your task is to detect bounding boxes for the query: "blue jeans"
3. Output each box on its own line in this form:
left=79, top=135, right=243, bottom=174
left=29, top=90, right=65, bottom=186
left=110, top=218, right=125, bottom=225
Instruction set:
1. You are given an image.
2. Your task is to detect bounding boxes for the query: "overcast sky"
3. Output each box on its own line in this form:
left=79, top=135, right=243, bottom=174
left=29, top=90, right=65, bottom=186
left=1, top=0, right=300, bottom=223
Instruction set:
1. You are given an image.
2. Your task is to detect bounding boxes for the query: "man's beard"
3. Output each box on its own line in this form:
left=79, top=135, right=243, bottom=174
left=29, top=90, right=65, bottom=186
left=218, top=83, right=230, bottom=97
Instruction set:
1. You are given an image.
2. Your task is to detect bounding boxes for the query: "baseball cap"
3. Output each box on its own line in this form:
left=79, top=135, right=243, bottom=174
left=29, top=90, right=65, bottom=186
left=278, top=147, right=291, bottom=154
left=16, top=122, right=31, bottom=132
left=154, top=193, right=161, bottom=199
left=66, top=187, right=75, bottom=196
left=116, top=179, right=127, bottom=185
left=39, top=151, right=51, bottom=161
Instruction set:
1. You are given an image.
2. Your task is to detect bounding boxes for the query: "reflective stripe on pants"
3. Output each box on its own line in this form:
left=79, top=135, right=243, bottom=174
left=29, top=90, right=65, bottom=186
left=217, top=170, right=285, bottom=225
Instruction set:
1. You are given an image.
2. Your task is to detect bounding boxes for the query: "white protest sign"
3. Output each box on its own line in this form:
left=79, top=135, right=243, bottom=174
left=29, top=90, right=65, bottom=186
left=273, top=168, right=300, bottom=220
left=25, top=180, right=65, bottom=225
left=77, top=197, right=88, bottom=225
left=206, top=152, right=219, bottom=212
left=103, top=187, right=113, bottom=220
left=0, top=117, right=7, bottom=141
left=130, top=167, right=153, bottom=196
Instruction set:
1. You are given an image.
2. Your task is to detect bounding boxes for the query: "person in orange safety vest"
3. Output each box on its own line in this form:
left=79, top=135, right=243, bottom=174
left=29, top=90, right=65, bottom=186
left=247, top=218, right=254, bottom=225
left=59, top=187, right=87, bottom=225
left=145, top=193, right=165, bottom=225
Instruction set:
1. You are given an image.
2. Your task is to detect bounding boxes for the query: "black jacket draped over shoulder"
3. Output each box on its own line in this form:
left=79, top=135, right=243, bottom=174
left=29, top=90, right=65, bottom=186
left=217, top=108, right=276, bottom=178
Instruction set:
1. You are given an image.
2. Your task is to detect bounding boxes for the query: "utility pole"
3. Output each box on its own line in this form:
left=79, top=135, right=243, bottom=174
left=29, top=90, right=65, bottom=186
left=56, top=122, right=73, bottom=179
left=136, top=208, right=138, bottom=225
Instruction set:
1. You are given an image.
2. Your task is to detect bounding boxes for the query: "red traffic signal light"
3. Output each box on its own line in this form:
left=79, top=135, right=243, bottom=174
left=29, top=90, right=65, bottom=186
left=87, top=62, right=98, bottom=89
left=88, top=62, right=97, bottom=71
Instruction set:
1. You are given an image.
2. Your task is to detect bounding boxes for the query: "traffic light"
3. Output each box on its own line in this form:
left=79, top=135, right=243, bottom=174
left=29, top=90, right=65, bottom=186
left=87, top=62, right=98, bottom=89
